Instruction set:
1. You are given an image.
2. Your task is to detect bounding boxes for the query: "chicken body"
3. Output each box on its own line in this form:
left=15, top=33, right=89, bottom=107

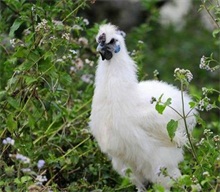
left=90, top=24, right=197, bottom=190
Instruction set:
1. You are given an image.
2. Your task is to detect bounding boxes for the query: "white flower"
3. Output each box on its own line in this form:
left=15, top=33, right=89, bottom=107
left=174, top=68, right=193, bottom=82
left=213, top=135, right=220, bottom=142
left=10, top=39, right=16, bottom=48
left=62, top=33, right=70, bottom=41
left=70, top=66, right=76, bottom=72
left=35, top=19, right=48, bottom=32
left=81, top=74, right=93, bottom=84
left=199, top=55, right=206, bottom=69
left=21, top=168, right=32, bottom=173
left=72, top=25, right=83, bottom=30
left=16, top=153, right=30, bottom=164
left=36, top=175, right=48, bottom=185
left=2, top=137, right=15, bottom=145
left=202, top=87, right=208, bottom=95
left=69, top=49, right=78, bottom=54
left=52, top=20, right=63, bottom=26
left=85, top=59, right=94, bottom=67
left=83, top=18, right=89, bottom=25
left=37, top=160, right=45, bottom=169
left=56, top=58, right=64, bottom=63
left=205, top=104, right=213, bottom=111
left=202, top=171, right=210, bottom=177
left=138, top=40, right=144, bottom=44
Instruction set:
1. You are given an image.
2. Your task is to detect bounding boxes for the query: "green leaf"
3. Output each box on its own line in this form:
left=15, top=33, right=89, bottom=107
left=195, top=114, right=206, bottom=128
left=21, top=176, right=32, bottom=183
left=178, top=175, right=192, bottom=186
left=25, top=76, right=37, bottom=85
left=189, top=101, right=196, bottom=108
left=7, top=97, right=20, bottom=109
left=155, top=95, right=172, bottom=115
left=164, top=98, right=172, bottom=106
left=9, top=19, right=23, bottom=38
left=166, top=119, right=178, bottom=141
left=212, top=28, right=220, bottom=38
left=6, top=114, right=17, bottom=133
left=156, top=103, right=166, bottom=114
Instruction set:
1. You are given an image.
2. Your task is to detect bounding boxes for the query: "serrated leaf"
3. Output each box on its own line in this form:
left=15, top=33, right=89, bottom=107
left=9, top=19, right=23, bottom=38
left=167, top=119, right=178, bottom=141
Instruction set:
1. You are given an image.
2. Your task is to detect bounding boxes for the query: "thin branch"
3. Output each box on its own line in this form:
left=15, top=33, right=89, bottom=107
left=181, top=83, right=198, bottom=161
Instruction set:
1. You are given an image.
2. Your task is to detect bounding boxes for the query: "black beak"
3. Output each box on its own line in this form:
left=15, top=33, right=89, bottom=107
left=97, top=43, right=113, bottom=61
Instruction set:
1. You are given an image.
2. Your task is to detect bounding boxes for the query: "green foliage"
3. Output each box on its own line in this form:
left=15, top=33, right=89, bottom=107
left=0, top=0, right=219, bottom=191
left=166, top=119, right=178, bottom=142
left=155, top=95, right=172, bottom=115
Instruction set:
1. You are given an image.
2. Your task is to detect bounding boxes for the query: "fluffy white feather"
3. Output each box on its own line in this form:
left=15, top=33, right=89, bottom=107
left=90, top=24, right=197, bottom=191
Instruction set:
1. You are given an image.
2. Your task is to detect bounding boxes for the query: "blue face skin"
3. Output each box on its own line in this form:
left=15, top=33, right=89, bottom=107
left=97, top=33, right=121, bottom=61
left=114, top=43, right=120, bottom=53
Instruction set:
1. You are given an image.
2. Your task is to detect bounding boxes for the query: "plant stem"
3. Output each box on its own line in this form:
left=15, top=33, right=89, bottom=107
left=201, top=0, right=220, bottom=29
left=180, top=82, right=198, bottom=161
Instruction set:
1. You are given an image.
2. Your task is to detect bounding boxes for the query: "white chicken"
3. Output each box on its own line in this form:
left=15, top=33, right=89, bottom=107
left=89, top=24, right=197, bottom=191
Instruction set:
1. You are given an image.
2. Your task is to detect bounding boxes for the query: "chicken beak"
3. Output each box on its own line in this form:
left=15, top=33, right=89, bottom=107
left=97, top=43, right=113, bottom=61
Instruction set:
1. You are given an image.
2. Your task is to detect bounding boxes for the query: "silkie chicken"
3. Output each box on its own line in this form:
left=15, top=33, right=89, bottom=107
left=90, top=24, right=197, bottom=191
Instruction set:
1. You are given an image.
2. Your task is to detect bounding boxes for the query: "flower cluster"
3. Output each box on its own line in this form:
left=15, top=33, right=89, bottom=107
left=199, top=55, right=220, bottom=72
left=213, top=135, right=220, bottom=142
left=2, top=137, right=15, bottom=145
left=36, top=175, right=48, bottom=185
left=174, top=68, right=193, bottom=83
left=81, top=74, right=93, bottom=84
left=9, top=38, right=25, bottom=48
left=35, top=19, right=49, bottom=32
left=62, top=33, right=71, bottom=41
left=198, top=96, right=213, bottom=111
left=15, top=153, right=31, bottom=164
left=153, top=70, right=159, bottom=79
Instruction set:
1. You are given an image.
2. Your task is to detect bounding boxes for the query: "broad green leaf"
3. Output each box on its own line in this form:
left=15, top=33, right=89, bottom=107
left=167, top=119, right=178, bottom=141
left=7, top=97, right=20, bottom=109
left=9, top=19, right=23, bottom=38
left=156, top=103, right=166, bottom=114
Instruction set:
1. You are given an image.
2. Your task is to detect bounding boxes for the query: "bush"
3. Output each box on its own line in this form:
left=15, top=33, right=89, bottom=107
left=0, top=0, right=219, bottom=191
